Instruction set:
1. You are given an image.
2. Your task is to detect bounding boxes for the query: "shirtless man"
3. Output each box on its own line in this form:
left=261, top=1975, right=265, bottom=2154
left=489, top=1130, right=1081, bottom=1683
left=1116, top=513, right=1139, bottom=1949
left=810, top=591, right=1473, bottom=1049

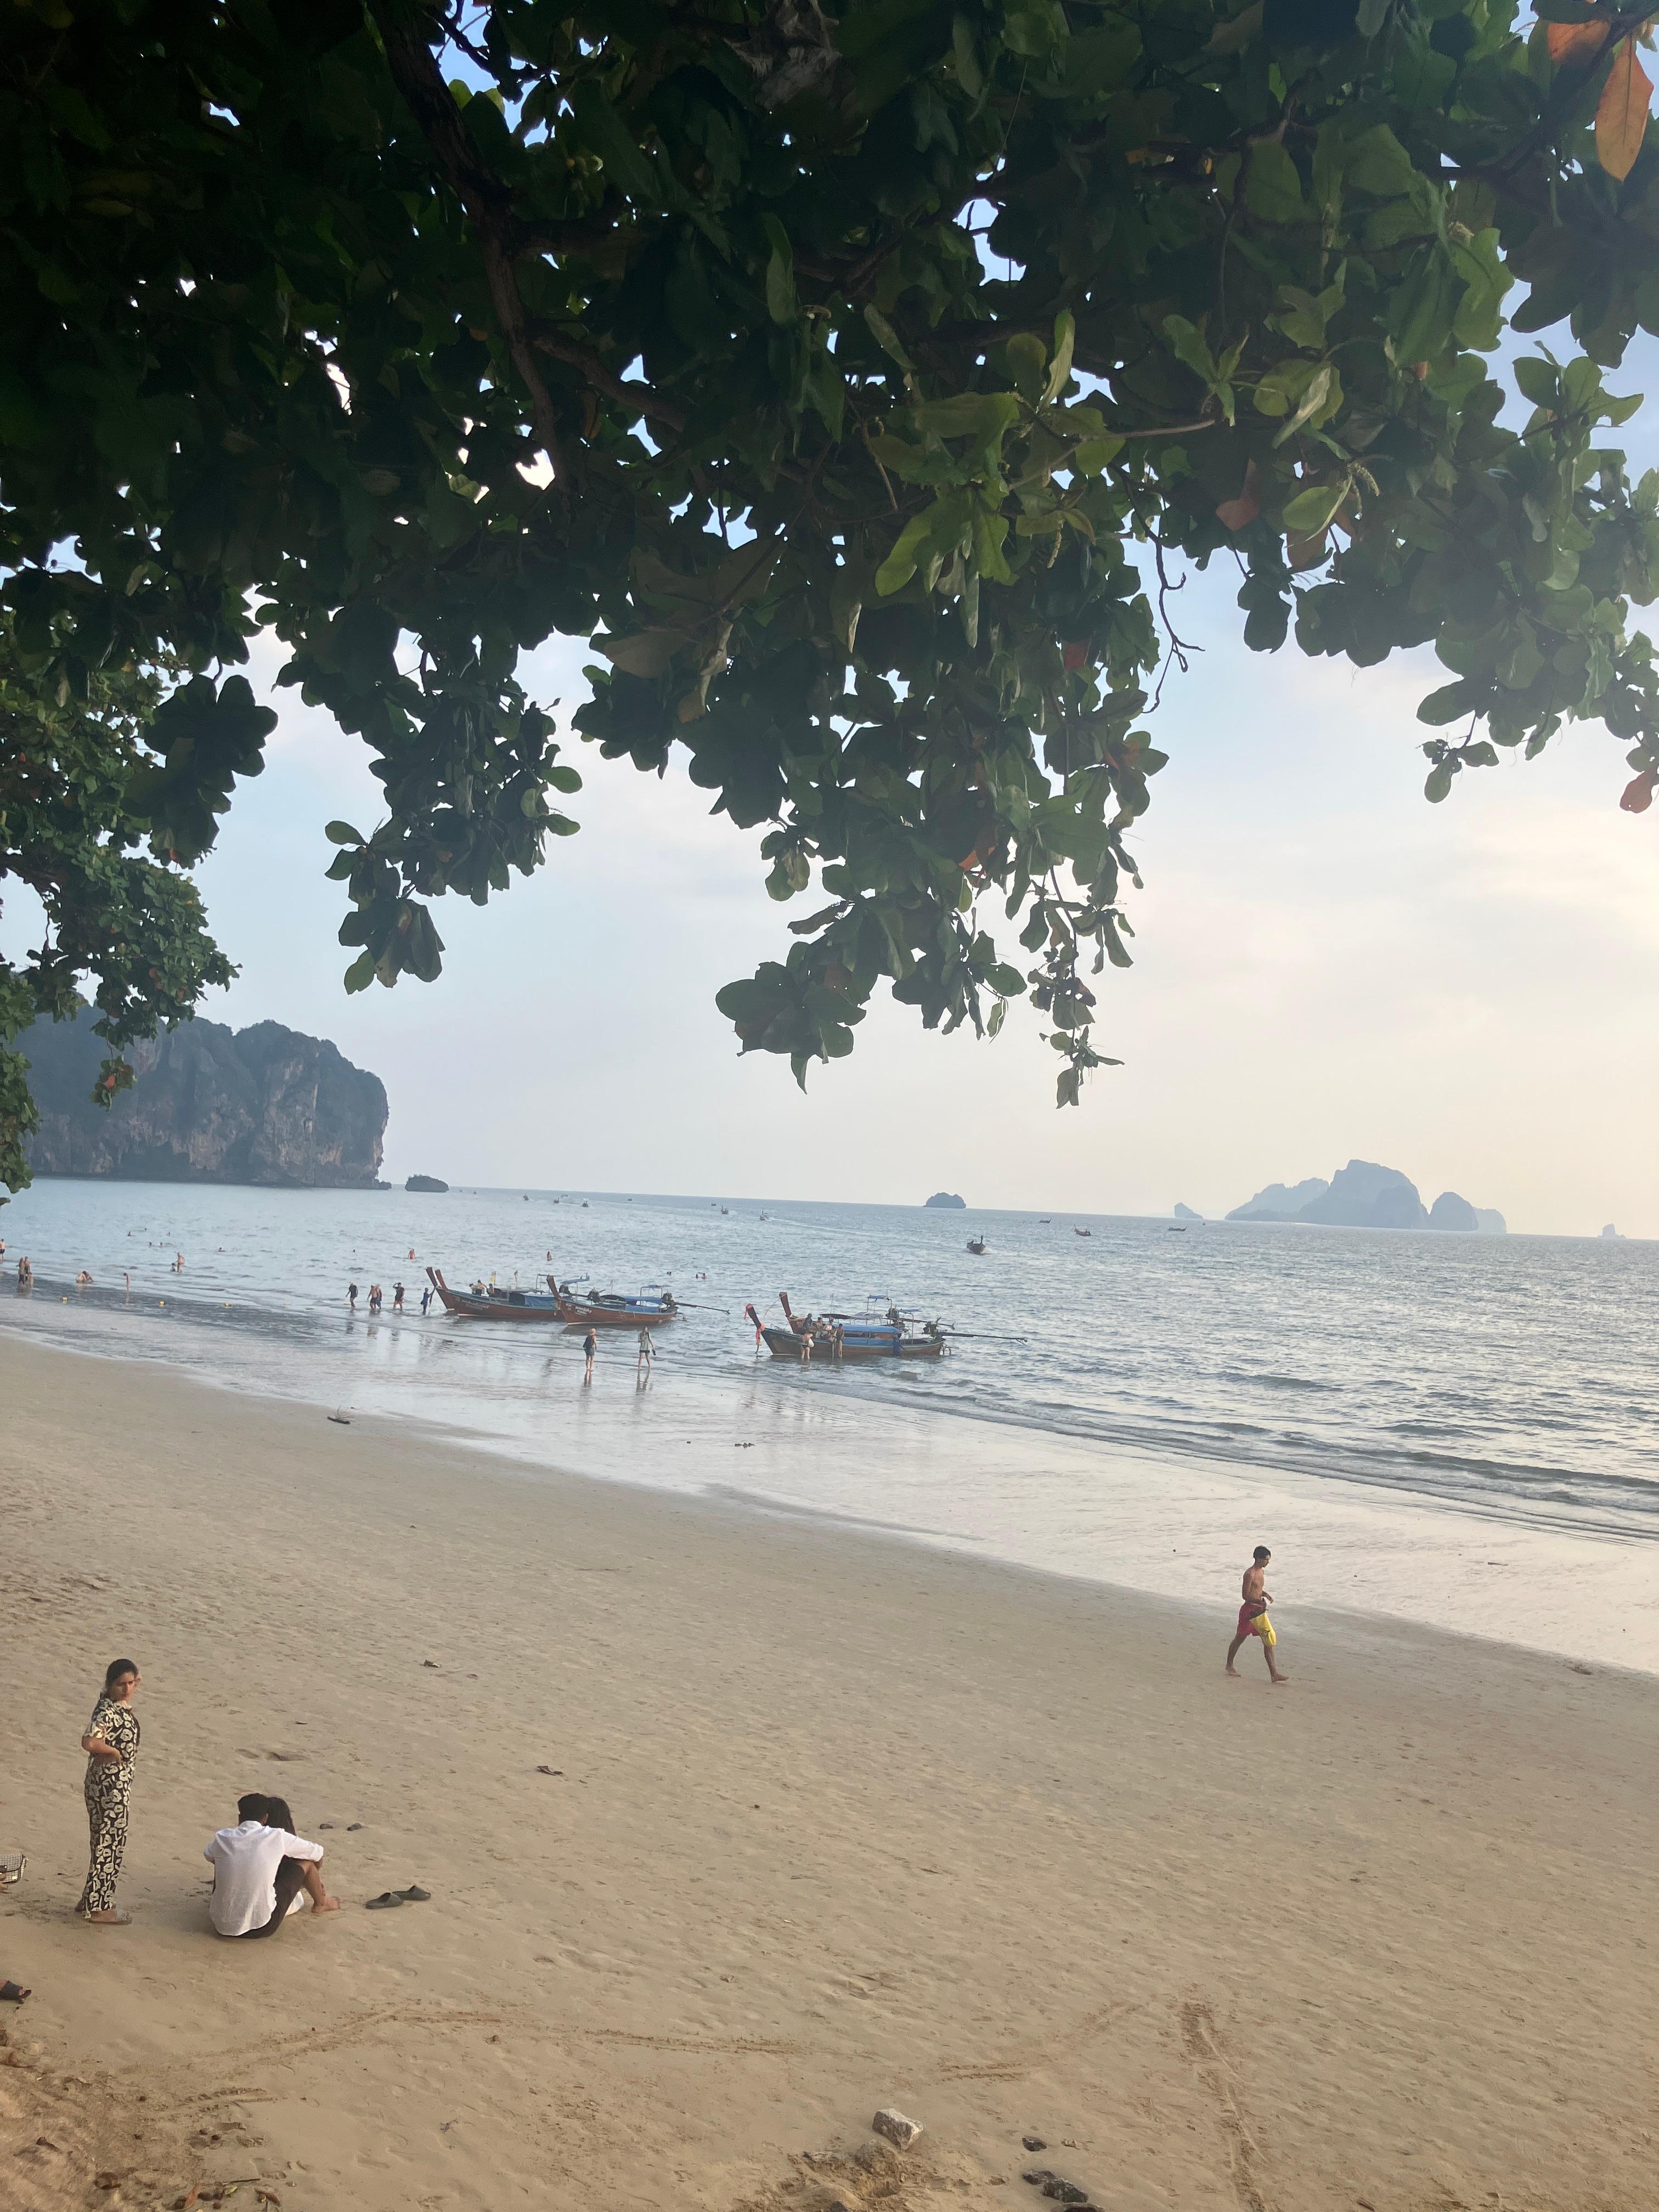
left=1226, top=1545, right=1289, bottom=1684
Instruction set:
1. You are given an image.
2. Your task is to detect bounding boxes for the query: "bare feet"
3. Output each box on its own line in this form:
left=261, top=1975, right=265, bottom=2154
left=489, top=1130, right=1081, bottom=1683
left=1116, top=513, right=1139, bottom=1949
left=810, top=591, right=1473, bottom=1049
left=1272, top=1674, right=1292, bottom=1686
left=314, top=1894, right=342, bottom=1914
left=84, top=1909, right=131, bottom=1925
left=1224, top=1666, right=1241, bottom=1678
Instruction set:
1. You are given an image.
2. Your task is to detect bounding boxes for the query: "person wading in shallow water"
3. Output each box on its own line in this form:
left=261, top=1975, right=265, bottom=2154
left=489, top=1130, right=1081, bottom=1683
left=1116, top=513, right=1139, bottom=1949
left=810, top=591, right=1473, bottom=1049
left=79, top=1659, right=143, bottom=1922
left=583, top=1327, right=597, bottom=1384
left=1226, top=1547, right=1290, bottom=1685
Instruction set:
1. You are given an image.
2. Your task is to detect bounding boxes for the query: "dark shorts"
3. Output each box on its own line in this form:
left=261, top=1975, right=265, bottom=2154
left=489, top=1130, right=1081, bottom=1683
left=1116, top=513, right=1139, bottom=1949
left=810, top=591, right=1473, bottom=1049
left=240, top=1855, right=309, bottom=1939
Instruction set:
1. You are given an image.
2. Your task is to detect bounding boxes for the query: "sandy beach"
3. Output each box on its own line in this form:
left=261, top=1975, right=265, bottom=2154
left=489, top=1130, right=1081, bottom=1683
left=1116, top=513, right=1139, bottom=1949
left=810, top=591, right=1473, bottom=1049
left=2, top=1334, right=1657, bottom=2212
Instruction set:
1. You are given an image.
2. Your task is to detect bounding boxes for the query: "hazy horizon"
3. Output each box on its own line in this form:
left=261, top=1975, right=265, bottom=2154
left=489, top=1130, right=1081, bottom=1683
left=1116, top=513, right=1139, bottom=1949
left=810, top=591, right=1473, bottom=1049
left=10, top=545, right=1658, bottom=1242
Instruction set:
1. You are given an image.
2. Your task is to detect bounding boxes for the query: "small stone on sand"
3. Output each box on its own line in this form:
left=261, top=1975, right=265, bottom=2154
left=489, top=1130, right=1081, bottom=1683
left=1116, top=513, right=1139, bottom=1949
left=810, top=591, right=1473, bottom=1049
left=871, top=2109, right=922, bottom=2149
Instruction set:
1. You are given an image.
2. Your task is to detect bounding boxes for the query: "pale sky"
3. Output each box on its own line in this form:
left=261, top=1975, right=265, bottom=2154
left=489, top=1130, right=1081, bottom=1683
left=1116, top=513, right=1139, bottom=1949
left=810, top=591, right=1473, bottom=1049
left=10, top=354, right=1657, bottom=1237
left=166, top=551, right=1658, bottom=1240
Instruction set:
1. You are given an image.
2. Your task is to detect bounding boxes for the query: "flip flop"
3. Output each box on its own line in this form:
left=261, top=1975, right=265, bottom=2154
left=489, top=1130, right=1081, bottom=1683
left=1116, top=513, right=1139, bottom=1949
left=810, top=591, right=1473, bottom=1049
left=0, top=1981, right=30, bottom=2002
left=364, top=1892, right=404, bottom=1909
left=396, top=1886, right=431, bottom=1903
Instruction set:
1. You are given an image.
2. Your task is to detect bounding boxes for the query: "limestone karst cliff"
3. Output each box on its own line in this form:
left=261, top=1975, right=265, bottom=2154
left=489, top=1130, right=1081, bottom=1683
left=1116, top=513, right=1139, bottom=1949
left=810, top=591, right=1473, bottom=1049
left=18, top=1005, right=387, bottom=1188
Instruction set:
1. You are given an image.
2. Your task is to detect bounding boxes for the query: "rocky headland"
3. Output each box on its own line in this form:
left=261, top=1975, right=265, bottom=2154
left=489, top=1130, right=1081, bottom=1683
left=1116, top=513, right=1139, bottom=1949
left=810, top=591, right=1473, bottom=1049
left=924, top=1191, right=966, bottom=1209
left=18, top=1005, right=387, bottom=1188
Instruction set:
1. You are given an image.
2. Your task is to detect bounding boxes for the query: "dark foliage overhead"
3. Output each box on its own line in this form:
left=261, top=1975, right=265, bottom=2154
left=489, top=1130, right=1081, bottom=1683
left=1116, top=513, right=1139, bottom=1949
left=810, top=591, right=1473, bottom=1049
left=3, top=0, right=1658, bottom=1189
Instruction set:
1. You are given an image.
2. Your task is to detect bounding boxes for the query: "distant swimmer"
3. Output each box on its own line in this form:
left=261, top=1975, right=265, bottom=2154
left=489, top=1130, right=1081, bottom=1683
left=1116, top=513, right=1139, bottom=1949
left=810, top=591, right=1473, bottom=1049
left=16, top=1256, right=32, bottom=1288
left=1226, top=1546, right=1289, bottom=1685
left=75, top=1270, right=93, bottom=1288
left=174, top=1252, right=184, bottom=1271
left=583, top=1327, right=597, bottom=1384
left=407, top=1248, right=416, bottom=1261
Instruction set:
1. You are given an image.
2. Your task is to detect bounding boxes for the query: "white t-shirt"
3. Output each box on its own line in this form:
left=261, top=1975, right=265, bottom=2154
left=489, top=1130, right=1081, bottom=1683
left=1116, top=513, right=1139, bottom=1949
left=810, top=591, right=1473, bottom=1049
left=203, top=1820, right=324, bottom=1937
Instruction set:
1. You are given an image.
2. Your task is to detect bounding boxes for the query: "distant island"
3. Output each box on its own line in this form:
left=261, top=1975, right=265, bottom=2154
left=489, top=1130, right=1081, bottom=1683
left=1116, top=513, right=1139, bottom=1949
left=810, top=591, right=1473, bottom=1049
left=1172, top=1203, right=1200, bottom=1220
left=924, top=1191, right=966, bottom=1209
left=406, top=1174, right=449, bottom=1193
left=17, top=1005, right=387, bottom=1189
left=1600, top=1223, right=1626, bottom=1239
left=1226, top=1160, right=1506, bottom=1233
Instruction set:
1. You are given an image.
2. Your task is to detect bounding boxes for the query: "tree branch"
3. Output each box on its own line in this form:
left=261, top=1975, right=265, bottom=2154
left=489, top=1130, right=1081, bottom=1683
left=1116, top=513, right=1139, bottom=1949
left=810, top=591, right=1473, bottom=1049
left=368, top=0, right=568, bottom=482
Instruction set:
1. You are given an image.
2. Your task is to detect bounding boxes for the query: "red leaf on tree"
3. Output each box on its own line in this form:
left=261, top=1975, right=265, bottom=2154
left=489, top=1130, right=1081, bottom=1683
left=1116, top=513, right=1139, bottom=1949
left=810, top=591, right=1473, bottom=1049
left=1215, top=460, right=1262, bottom=532
left=1596, top=37, right=1652, bottom=183
left=1619, top=768, right=1657, bottom=814
left=1547, top=16, right=1610, bottom=67
left=1062, top=640, right=1089, bottom=669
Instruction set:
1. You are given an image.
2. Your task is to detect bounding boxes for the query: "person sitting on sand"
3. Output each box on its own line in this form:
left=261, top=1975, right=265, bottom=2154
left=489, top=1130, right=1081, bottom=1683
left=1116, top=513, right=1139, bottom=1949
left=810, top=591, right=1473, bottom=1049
left=204, top=1793, right=340, bottom=1938
left=1226, top=1546, right=1289, bottom=1685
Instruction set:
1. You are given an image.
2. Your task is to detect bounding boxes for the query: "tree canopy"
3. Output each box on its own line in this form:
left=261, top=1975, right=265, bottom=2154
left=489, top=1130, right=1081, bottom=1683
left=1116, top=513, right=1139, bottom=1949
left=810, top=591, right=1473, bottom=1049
left=3, top=0, right=1658, bottom=1191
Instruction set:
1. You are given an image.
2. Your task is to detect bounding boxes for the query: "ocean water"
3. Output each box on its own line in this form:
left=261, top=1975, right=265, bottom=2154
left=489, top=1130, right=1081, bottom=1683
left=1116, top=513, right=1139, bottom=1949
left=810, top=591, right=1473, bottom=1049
left=4, top=1178, right=1658, bottom=1670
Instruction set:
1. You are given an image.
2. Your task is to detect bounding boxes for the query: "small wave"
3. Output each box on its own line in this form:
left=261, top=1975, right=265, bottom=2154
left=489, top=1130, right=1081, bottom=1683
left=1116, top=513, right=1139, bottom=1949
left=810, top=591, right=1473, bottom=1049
left=1218, top=1369, right=1336, bottom=1393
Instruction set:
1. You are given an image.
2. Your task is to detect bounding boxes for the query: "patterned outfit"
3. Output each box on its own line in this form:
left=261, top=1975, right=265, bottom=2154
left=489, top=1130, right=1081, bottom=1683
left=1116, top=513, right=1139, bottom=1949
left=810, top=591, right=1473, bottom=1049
left=78, top=1693, right=139, bottom=1916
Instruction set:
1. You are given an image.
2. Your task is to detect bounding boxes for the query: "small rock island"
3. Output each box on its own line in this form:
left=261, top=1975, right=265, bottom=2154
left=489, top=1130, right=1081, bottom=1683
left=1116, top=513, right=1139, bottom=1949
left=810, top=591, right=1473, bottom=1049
left=924, top=1191, right=967, bottom=1209
left=405, top=1174, right=449, bottom=1193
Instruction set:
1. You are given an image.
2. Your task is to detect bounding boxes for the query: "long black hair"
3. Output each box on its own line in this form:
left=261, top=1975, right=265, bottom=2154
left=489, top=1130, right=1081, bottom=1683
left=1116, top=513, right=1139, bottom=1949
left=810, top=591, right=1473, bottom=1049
left=263, top=1796, right=297, bottom=1835
left=103, top=1658, right=139, bottom=1691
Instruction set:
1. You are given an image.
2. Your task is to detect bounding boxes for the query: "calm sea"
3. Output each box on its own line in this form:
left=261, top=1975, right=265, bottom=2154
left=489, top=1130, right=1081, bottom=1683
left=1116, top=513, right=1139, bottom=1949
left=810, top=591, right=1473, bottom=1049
left=4, top=1178, right=1657, bottom=1668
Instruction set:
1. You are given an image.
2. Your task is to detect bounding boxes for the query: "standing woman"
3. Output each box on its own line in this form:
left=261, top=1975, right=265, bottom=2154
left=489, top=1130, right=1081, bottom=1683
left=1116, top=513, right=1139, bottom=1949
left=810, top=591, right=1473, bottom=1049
left=78, top=1660, right=142, bottom=1924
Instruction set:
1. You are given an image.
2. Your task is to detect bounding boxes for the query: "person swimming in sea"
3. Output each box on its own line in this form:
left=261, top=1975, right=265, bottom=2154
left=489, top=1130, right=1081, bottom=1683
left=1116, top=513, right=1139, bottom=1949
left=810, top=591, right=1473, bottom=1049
left=1226, top=1546, right=1289, bottom=1685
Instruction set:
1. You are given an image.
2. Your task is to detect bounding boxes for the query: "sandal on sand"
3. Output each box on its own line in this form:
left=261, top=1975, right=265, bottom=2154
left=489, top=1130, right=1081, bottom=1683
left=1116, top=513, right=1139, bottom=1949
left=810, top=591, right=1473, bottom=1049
left=365, top=1892, right=404, bottom=1909
left=85, top=1911, right=132, bottom=1926
left=396, top=1886, right=431, bottom=1903
left=0, top=1981, right=30, bottom=2003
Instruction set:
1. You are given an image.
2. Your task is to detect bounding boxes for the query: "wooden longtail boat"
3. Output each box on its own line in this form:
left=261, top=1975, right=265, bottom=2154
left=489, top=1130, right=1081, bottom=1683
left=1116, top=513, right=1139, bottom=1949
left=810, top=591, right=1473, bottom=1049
left=425, top=1267, right=564, bottom=1321
left=545, top=1278, right=680, bottom=1327
left=754, top=1291, right=949, bottom=1362
left=425, top=1268, right=679, bottom=1325
left=966, top=1236, right=987, bottom=1255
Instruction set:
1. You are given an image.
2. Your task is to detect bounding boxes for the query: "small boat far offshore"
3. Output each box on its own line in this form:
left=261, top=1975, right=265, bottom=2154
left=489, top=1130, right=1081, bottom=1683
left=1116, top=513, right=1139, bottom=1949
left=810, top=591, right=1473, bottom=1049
left=750, top=1291, right=949, bottom=1361
left=966, top=1236, right=988, bottom=1255
left=1074, top=1226, right=1092, bottom=1237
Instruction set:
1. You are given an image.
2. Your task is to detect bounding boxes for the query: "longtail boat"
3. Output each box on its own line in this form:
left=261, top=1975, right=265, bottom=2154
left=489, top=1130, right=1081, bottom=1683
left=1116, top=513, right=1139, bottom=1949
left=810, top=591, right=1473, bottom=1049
left=426, top=1267, right=680, bottom=1325
left=425, top=1266, right=565, bottom=1321
left=966, top=1236, right=987, bottom=1255
left=752, top=1291, right=949, bottom=1362
left=545, top=1278, right=679, bottom=1326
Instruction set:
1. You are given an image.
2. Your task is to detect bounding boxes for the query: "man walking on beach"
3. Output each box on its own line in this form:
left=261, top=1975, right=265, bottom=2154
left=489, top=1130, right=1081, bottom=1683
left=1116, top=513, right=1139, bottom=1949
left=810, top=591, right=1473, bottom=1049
left=583, top=1327, right=597, bottom=1383
left=1226, top=1546, right=1289, bottom=1684
left=636, top=1327, right=654, bottom=1385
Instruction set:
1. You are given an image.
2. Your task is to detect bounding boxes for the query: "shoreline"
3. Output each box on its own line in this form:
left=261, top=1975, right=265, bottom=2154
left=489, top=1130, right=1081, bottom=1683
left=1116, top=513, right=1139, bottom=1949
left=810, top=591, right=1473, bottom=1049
left=4, top=1334, right=1659, bottom=2210
left=7, top=1301, right=1659, bottom=1678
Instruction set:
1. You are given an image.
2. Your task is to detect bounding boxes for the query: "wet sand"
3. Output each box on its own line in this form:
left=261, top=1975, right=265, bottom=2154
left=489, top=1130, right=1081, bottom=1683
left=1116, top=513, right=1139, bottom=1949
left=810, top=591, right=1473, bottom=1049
left=2, top=1334, right=1657, bottom=2212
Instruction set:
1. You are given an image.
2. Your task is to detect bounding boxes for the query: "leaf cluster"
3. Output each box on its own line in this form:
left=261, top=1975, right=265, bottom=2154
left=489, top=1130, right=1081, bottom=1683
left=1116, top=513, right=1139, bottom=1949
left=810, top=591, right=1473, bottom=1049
left=2, top=0, right=1658, bottom=1121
